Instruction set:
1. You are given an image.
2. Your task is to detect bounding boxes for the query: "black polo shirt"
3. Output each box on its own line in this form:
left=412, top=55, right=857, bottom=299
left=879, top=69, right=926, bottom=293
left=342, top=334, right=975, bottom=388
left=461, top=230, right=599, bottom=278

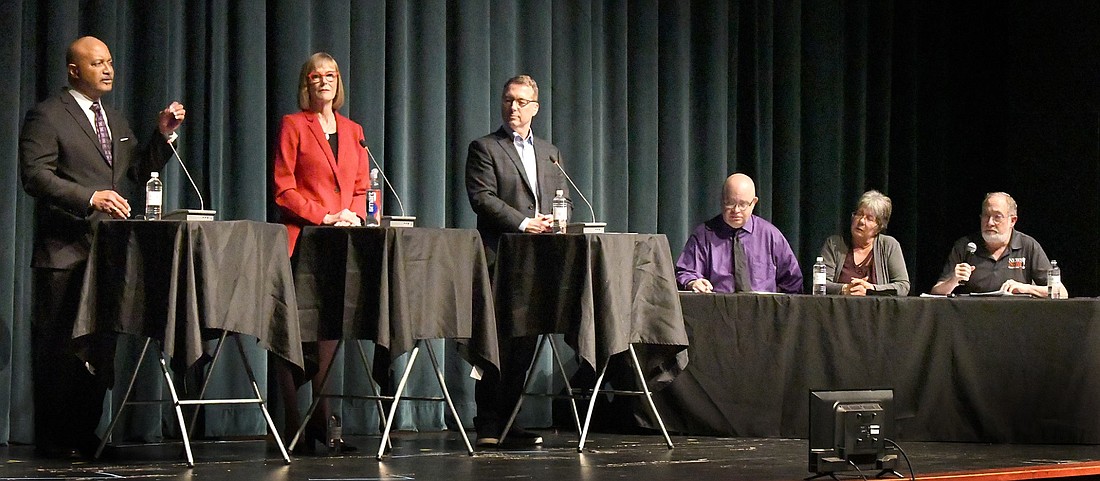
left=938, top=230, right=1052, bottom=294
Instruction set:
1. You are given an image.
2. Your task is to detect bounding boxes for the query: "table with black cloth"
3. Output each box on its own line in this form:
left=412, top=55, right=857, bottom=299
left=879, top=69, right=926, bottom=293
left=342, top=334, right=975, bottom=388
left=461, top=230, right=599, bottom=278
left=292, top=226, right=498, bottom=372
left=73, top=219, right=304, bottom=373
left=71, top=219, right=303, bottom=464
left=652, top=293, right=1100, bottom=444
left=494, top=233, right=689, bottom=380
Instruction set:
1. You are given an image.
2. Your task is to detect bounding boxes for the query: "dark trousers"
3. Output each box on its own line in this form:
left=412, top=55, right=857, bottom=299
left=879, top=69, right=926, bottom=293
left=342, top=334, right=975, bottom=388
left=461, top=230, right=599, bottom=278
left=473, top=335, right=538, bottom=432
left=32, top=267, right=108, bottom=450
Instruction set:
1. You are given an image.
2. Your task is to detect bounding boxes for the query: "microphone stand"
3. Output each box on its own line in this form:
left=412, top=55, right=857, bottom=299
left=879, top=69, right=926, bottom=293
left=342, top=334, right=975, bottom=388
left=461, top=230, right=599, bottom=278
left=360, top=139, right=415, bottom=227
left=552, top=159, right=606, bottom=233
left=164, top=137, right=216, bottom=221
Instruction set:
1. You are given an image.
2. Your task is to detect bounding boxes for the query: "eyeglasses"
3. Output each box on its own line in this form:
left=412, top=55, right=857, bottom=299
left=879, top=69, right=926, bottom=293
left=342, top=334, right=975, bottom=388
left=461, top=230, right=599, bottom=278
left=851, top=212, right=878, bottom=223
left=981, top=213, right=1010, bottom=225
left=308, top=71, right=339, bottom=84
left=503, top=97, right=539, bottom=109
left=723, top=200, right=755, bottom=212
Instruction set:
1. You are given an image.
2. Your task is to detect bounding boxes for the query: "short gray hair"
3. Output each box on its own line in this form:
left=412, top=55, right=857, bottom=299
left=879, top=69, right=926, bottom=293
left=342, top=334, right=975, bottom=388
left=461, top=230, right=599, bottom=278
left=855, top=190, right=892, bottom=233
left=983, top=192, right=1018, bottom=215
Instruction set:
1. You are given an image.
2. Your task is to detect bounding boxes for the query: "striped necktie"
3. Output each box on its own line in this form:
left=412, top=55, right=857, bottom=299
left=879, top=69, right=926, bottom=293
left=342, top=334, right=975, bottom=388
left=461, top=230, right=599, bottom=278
left=89, top=102, right=113, bottom=166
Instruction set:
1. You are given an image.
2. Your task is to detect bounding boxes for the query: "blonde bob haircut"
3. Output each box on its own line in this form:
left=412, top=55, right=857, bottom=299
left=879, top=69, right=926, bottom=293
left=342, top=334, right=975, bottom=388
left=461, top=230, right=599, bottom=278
left=298, top=52, right=345, bottom=111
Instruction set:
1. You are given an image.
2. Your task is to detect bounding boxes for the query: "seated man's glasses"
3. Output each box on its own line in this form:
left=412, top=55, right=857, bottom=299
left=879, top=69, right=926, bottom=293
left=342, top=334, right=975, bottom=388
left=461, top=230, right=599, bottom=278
left=723, top=200, right=755, bottom=211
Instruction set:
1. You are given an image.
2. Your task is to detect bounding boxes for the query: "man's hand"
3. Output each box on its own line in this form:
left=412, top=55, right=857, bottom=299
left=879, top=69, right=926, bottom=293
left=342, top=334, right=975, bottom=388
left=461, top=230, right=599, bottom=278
left=91, top=190, right=131, bottom=219
left=688, top=278, right=714, bottom=293
left=158, top=101, right=186, bottom=136
left=953, top=263, right=975, bottom=283
left=1000, top=279, right=1043, bottom=297
left=523, top=214, right=553, bottom=233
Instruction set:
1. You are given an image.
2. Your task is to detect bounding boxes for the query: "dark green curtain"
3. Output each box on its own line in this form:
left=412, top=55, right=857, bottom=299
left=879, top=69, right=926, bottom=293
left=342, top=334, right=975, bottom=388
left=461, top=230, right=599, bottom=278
left=3, top=0, right=1099, bottom=444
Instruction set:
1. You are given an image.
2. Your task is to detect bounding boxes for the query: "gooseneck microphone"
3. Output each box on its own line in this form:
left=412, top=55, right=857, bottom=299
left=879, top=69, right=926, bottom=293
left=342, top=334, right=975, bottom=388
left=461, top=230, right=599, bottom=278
left=168, top=139, right=204, bottom=211
left=163, top=137, right=216, bottom=221
left=551, top=158, right=596, bottom=223
left=959, top=242, right=978, bottom=286
left=359, top=139, right=414, bottom=227
left=359, top=139, right=405, bottom=216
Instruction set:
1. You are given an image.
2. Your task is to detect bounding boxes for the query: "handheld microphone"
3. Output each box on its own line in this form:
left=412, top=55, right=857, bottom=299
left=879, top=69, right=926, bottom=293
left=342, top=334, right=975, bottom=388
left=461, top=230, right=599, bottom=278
left=959, top=242, right=978, bottom=286
left=551, top=158, right=606, bottom=233
left=163, top=137, right=216, bottom=221
left=359, top=139, right=414, bottom=227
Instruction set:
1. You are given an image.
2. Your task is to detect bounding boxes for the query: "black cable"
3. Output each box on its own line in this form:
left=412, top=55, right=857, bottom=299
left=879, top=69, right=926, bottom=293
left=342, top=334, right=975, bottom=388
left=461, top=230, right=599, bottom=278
left=847, top=459, right=869, bottom=481
left=884, top=438, right=916, bottom=481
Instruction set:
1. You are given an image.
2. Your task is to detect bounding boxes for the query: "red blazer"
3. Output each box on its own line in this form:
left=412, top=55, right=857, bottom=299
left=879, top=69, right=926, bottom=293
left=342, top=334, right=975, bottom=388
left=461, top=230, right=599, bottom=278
left=273, top=110, right=371, bottom=254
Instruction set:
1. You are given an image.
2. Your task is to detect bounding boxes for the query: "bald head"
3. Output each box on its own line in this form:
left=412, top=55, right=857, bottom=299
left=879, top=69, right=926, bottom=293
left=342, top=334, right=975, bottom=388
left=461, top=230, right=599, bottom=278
left=67, top=36, right=114, bottom=99
left=724, top=173, right=756, bottom=200
left=721, top=173, right=758, bottom=229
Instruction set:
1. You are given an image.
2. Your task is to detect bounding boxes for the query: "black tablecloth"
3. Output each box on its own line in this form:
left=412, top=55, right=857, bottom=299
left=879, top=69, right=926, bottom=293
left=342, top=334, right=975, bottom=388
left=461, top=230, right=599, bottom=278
left=292, top=226, right=498, bottom=372
left=494, top=233, right=688, bottom=383
left=73, top=220, right=304, bottom=372
left=653, top=293, right=1100, bottom=443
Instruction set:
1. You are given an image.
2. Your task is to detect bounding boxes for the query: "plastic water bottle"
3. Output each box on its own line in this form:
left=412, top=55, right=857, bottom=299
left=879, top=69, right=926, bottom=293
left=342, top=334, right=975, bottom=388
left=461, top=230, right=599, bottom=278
left=145, top=172, right=163, bottom=220
left=552, top=189, right=569, bottom=234
left=327, top=415, right=343, bottom=454
left=1048, top=260, right=1063, bottom=299
left=366, top=168, right=382, bottom=227
left=812, top=256, right=827, bottom=296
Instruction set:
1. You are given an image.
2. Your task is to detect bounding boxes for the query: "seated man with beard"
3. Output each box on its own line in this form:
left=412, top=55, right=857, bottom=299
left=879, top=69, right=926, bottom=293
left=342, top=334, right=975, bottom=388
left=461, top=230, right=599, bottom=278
left=929, top=192, right=1063, bottom=297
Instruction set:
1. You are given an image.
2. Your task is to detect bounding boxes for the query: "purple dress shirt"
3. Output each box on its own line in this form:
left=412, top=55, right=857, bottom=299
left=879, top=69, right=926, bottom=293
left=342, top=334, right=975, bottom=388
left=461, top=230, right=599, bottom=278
left=675, top=214, right=803, bottom=293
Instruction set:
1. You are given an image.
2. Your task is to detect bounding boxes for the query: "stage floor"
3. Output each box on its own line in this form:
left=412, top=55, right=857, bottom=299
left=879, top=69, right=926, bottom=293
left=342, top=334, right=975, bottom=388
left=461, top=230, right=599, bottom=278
left=4, top=431, right=1100, bottom=481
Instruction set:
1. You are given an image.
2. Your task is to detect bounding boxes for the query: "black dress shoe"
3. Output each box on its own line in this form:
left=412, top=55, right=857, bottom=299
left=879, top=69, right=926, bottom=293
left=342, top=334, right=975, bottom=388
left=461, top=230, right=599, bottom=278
left=77, top=438, right=119, bottom=461
left=290, top=428, right=358, bottom=456
left=83, top=444, right=120, bottom=461
left=476, top=426, right=543, bottom=447
left=34, top=445, right=82, bottom=460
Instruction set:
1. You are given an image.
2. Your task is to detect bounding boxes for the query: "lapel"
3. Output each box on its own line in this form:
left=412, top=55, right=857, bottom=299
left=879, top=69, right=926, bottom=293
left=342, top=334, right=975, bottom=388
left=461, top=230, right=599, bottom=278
left=304, top=111, right=341, bottom=184
left=333, top=113, right=357, bottom=191
left=495, top=127, right=536, bottom=199
left=61, top=91, right=112, bottom=167
left=532, top=136, right=554, bottom=196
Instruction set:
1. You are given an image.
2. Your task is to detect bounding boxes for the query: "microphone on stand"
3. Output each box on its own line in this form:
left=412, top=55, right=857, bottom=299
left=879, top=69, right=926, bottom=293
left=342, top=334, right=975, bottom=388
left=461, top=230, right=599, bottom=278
left=163, top=137, right=216, bottom=221
left=958, top=241, right=978, bottom=287
left=359, top=139, right=415, bottom=227
left=550, top=158, right=606, bottom=234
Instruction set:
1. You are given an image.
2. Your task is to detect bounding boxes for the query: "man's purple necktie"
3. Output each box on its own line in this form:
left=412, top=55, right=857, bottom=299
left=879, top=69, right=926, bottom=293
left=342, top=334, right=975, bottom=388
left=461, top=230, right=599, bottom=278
left=89, top=102, right=112, bottom=166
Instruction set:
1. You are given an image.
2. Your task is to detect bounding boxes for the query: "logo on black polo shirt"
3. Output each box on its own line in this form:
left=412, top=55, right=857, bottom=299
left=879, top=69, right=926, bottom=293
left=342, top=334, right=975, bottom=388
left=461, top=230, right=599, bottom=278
left=1007, top=257, right=1026, bottom=269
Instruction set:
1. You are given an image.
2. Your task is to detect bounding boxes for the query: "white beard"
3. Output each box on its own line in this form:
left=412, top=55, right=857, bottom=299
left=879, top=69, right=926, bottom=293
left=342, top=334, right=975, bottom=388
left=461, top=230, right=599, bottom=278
left=982, top=231, right=1010, bottom=246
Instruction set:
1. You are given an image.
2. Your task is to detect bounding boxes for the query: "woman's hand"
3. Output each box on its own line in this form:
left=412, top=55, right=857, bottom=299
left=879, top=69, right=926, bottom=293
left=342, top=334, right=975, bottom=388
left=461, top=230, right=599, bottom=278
left=845, top=277, right=872, bottom=296
left=322, top=209, right=363, bottom=226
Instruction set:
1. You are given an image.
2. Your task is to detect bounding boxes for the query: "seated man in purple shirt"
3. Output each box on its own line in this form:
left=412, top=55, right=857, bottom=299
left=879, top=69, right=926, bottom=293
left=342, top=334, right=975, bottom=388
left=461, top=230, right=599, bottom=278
left=675, top=173, right=803, bottom=293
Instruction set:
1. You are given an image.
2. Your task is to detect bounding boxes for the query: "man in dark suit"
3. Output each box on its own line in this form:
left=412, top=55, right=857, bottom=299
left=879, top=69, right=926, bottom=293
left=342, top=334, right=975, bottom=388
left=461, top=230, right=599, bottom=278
left=465, top=74, right=567, bottom=447
left=19, top=36, right=186, bottom=459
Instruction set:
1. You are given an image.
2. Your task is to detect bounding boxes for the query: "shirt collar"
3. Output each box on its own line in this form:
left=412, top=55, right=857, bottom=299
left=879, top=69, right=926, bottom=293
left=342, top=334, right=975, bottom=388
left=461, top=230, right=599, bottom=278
left=68, top=88, right=99, bottom=111
left=740, top=214, right=756, bottom=234
left=1007, top=229, right=1023, bottom=251
left=505, top=125, right=534, bottom=144
left=712, top=214, right=755, bottom=236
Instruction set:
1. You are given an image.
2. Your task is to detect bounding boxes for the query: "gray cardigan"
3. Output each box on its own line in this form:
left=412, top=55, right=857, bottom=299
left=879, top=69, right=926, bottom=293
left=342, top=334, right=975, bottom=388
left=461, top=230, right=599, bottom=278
left=819, top=233, right=910, bottom=296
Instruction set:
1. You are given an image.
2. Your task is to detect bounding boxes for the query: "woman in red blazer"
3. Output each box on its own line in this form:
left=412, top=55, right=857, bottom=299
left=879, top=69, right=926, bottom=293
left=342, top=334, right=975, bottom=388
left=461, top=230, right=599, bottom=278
left=272, top=52, right=370, bottom=453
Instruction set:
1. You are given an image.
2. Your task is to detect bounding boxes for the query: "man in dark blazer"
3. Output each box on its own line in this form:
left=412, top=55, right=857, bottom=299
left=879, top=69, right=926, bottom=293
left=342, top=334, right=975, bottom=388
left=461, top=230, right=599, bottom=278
left=18, top=36, right=186, bottom=459
left=465, top=75, right=567, bottom=447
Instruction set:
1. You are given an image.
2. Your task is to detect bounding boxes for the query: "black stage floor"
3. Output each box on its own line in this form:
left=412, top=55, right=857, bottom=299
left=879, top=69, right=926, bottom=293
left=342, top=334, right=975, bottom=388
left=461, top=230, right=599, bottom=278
left=4, top=431, right=1100, bottom=481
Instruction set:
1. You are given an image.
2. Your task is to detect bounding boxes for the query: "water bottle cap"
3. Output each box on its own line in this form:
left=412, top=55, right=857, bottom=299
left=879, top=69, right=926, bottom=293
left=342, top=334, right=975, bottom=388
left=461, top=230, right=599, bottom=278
left=151, top=172, right=159, bottom=178
left=816, top=256, right=823, bottom=262
left=1051, top=260, right=1058, bottom=266
left=555, top=189, right=564, bottom=195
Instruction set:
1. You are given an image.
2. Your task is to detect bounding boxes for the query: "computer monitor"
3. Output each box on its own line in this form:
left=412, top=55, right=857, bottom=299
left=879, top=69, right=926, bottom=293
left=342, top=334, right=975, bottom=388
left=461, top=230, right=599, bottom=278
left=808, top=389, right=898, bottom=477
